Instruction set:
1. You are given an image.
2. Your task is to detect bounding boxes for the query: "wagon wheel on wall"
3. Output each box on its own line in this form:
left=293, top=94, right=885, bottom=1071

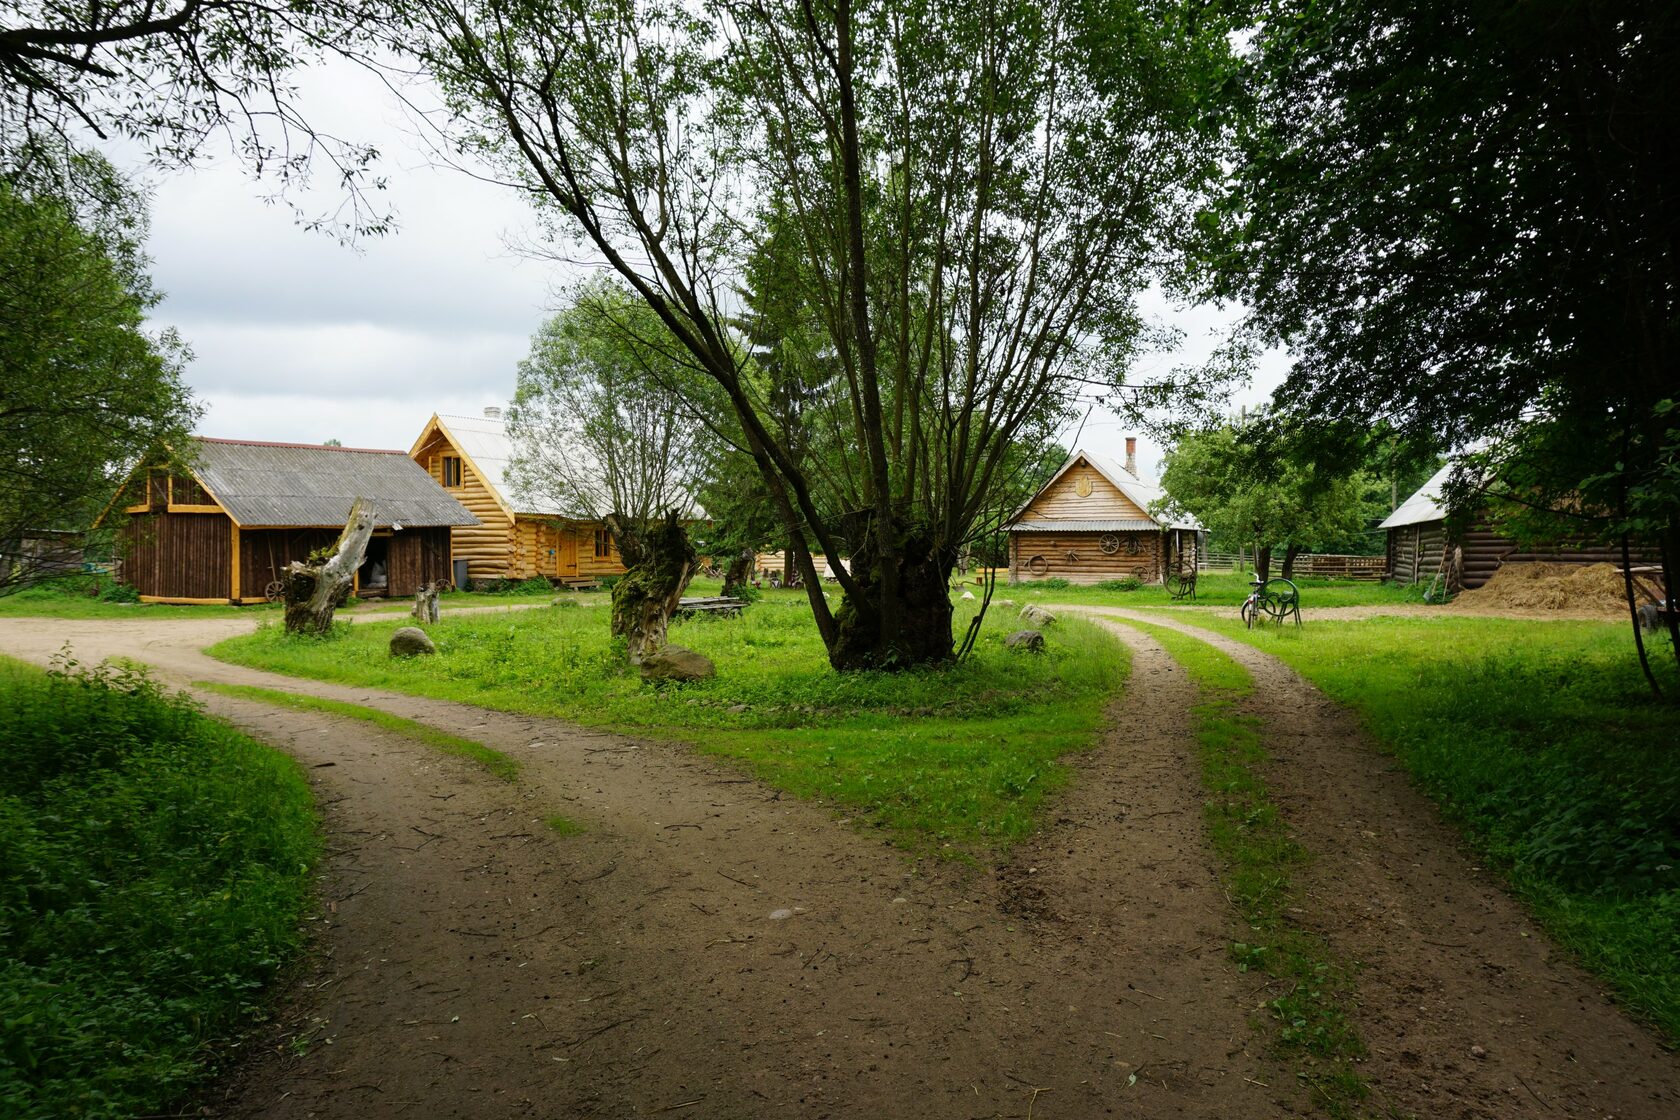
left=263, top=579, right=286, bottom=603
left=1099, top=534, right=1121, bottom=555
left=1027, top=554, right=1049, bottom=577
left=1063, top=548, right=1080, bottom=564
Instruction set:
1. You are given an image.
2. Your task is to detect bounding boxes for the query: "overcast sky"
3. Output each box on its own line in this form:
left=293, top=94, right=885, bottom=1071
left=132, top=61, right=1288, bottom=482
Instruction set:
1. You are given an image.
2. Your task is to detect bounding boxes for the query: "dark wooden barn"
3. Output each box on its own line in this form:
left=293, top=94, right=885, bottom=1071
left=109, top=438, right=479, bottom=604
left=1382, top=463, right=1646, bottom=592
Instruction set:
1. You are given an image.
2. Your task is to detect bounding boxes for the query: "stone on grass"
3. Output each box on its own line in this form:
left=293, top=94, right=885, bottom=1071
left=960, top=590, right=976, bottom=601
left=389, top=626, right=436, bottom=657
left=1005, top=629, right=1046, bottom=653
left=1019, top=604, right=1057, bottom=626
left=640, top=644, right=716, bottom=683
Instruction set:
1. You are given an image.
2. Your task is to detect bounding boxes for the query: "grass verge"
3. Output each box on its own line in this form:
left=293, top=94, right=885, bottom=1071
left=207, top=598, right=1127, bottom=856
left=195, top=682, right=519, bottom=782
left=1122, top=621, right=1369, bottom=1115
left=1007, top=570, right=1421, bottom=609
left=0, top=656, right=318, bottom=1120
left=1157, top=611, right=1680, bottom=1042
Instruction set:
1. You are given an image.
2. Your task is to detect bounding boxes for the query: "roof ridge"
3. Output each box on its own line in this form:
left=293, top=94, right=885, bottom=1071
left=197, top=436, right=402, bottom=455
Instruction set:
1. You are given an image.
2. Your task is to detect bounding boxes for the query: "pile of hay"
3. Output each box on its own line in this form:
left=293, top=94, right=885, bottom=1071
left=1456, top=562, right=1634, bottom=615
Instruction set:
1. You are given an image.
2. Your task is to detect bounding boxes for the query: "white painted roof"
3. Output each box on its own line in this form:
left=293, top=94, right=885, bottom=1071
left=434, top=413, right=570, bottom=516
left=1379, top=462, right=1452, bottom=529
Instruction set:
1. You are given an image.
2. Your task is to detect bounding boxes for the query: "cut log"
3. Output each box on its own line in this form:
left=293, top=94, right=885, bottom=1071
left=284, top=499, right=376, bottom=637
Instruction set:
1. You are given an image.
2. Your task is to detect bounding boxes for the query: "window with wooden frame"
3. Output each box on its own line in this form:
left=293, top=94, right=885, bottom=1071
left=594, top=528, right=612, bottom=558
left=440, top=455, right=463, bottom=488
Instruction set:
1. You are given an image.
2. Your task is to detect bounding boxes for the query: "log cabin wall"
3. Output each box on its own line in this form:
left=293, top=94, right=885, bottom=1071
left=1010, top=530, right=1162, bottom=584
left=121, top=511, right=234, bottom=601
left=1018, top=463, right=1152, bottom=522
left=415, top=431, right=516, bottom=581
left=577, top=523, right=627, bottom=579
left=1386, top=521, right=1447, bottom=586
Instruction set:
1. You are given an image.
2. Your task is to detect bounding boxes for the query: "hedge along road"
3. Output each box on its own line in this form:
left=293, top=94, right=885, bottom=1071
left=1, top=608, right=1674, bottom=1117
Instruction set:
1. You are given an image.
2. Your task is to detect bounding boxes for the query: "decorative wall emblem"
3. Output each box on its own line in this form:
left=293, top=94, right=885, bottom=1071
left=1075, top=473, right=1093, bottom=498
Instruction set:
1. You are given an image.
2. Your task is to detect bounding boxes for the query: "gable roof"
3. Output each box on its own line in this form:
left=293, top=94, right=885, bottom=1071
left=188, top=438, right=480, bottom=529
left=1008, top=448, right=1200, bottom=531
left=1378, top=462, right=1452, bottom=530
left=413, top=413, right=569, bottom=517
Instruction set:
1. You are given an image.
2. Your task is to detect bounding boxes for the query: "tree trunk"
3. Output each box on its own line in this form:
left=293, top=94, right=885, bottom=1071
left=412, top=581, right=441, bottom=625
left=830, top=516, right=954, bottom=670
left=720, top=547, right=755, bottom=599
left=1254, top=544, right=1273, bottom=583
left=607, top=512, right=696, bottom=664
left=284, top=499, right=375, bottom=637
left=1280, top=544, right=1302, bottom=581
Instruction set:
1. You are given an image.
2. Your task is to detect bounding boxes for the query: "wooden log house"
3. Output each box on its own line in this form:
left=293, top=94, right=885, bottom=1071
left=108, top=438, right=479, bottom=604
left=408, top=410, right=630, bottom=585
left=1382, top=463, right=1654, bottom=591
left=1006, top=442, right=1201, bottom=585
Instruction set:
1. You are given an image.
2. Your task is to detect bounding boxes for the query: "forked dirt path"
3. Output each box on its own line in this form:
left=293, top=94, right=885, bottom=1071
left=1074, top=607, right=1680, bottom=1119
left=1, top=614, right=1277, bottom=1118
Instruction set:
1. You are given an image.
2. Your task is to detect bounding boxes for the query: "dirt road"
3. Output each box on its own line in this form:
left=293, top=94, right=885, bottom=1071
left=1, top=610, right=1674, bottom=1118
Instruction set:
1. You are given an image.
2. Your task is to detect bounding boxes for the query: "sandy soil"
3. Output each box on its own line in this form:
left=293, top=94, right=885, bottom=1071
left=1, top=608, right=1674, bottom=1118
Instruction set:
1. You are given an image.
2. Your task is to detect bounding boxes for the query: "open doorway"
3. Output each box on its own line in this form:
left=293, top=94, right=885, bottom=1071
left=358, top=536, right=390, bottom=596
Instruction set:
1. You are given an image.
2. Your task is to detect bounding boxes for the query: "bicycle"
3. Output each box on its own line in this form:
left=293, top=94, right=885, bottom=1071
left=1240, top=574, right=1302, bottom=629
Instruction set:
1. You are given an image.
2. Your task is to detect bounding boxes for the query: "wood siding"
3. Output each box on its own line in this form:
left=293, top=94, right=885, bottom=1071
left=120, top=512, right=234, bottom=600
left=1386, top=520, right=1653, bottom=589
left=1009, top=530, right=1163, bottom=584
left=415, top=431, right=515, bottom=580
left=1019, top=459, right=1151, bottom=521
left=239, top=528, right=337, bottom=599
left=386, top=527, right=453, bottom=595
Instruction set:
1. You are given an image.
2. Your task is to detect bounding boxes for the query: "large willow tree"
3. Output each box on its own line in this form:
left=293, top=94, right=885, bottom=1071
left=410, top=0, right=1230, bottom=668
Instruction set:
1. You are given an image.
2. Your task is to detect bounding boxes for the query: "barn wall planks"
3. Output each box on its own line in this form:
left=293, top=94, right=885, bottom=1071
left=121, top=512, right=234, bottom=600
left=1020, top=461, right=1151, bottom=521
left=1010, top=531, right=1163, bottom=584
left=1386, top=519, right=1655, bottom=589
left=387, top=527, right=453, bottom=595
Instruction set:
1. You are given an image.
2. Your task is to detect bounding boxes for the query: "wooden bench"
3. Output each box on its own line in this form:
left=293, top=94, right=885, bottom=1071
left=675, top=596, right=747, bottom=619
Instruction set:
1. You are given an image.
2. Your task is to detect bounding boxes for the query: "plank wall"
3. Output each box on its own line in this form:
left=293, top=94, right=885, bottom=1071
left=1019, top=459, right=1152, bottom=521
left=121, top=511, right=234, bottom=600
left=1009, top=530, right=1163, bottom=584
left=387, top=527, right=454, bottom=595
left=414, top=431, right=516, bottom=580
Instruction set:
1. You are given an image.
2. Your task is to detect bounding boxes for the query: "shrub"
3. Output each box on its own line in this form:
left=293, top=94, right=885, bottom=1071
left=1032, top=577, right=1072, bottom=589
left=0, top=656, right=318, bottom=1119
left=1094, top=577, right=1144, bottom=592
left=97, top=580, right=140, bottom=603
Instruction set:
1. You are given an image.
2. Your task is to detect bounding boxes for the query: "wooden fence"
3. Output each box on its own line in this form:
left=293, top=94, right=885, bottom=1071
left=1200, top=551, right=1387, bottom=581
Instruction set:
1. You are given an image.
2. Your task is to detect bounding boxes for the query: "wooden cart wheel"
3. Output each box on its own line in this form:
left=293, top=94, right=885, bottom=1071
left=263, top=579, right=286, bottom=603
left=1099, top=534, right=1121, bottom=555
left=1027, top=554, right=1049, bottom=577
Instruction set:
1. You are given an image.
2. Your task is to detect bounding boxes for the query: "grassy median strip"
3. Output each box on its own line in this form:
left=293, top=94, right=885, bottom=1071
left=1122, top=621, right=1369, bottom=1116
left=1168, top=612, right=1680, bottom=1041
left=196, top=682, right=519, bottom=782
left=208, top=599, right=1125, bottom=856
left=1, top=657, right=318, bottom=1120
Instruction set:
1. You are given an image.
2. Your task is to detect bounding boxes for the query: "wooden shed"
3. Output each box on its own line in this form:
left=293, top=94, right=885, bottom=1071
left=110, top=438, right=478, bottom=604
left=1382, top=463, right=1646, bottom=590
left=408, top=410, right=629, bottom=585
left=1006, top=442, right=1200, bottom=585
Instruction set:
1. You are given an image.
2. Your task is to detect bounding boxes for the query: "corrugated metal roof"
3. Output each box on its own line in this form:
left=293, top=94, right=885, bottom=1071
left=191, top=438, right=480, bottom=529
left=1007, top=519, right=1162, bottom=532
left=1379, top=462, right=1452, bottom=529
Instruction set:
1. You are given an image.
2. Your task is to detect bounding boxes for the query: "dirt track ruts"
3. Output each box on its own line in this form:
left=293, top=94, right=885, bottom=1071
left=1076, top=607, right=1680, bottom=1120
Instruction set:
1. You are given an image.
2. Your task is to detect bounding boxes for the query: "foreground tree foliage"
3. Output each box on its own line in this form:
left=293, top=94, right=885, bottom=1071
left=1212, top=1, right=1680, bottom=680
left=411, top=0, right=1233, bottom=669
left=0, top=161, right=196, bottom=593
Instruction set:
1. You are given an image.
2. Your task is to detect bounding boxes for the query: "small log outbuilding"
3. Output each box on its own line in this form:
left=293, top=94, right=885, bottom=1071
left=110, top=438, right=478, bottom=603
left=1382, top=463, right=1648, bottom=591
left=1006, top=442, right=1201, bottom=585
left=408, top=410, right=630, bottom=585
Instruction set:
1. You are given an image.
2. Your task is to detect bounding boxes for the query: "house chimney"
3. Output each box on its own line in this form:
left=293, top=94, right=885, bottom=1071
left=484, top=406, right=503, bottom=421
left=1124, top=437, right=1138, bottom=478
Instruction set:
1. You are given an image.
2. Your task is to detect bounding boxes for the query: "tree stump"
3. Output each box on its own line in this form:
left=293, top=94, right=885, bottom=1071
left=412, top=581, right=441, bottom=624
left=719, top=546, right=755, bottom=599
left=283, top=499, right=376, bottom=637
left=606, top=511, right=696, bottom=665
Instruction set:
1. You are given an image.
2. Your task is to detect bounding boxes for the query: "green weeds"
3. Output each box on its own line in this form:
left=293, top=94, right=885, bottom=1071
left=1123, top=622, right=1369, bottom=1115
left=209, top=597, right=1128, bottom=855
left=0, top=656, right=318, bottom=1120
left=195, top=682, right=519, bottom=781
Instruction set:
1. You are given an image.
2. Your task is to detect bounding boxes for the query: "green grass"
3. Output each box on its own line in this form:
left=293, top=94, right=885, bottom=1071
left=1156, top=611, right=1680, bottom=1041
left=544, top=814, right=586, bottom=837
left=1000, top=569, right=1421, bottom=609
left=208, top=597, right=1128, bottom=855
left=0, top=656, right=319, bottom=1120
left=1124, top=622, right=1368, bottom=1113
left=195, top=682, right=519, bottom=781
left=0, top=576, right=268, bottom=619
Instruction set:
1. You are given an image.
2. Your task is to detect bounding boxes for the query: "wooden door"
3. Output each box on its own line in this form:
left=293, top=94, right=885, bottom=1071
left=556, top=527, right=578, bottom=577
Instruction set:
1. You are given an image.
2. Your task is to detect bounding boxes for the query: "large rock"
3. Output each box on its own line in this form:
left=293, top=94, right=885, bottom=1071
left=1019, top=604, right=1057, bottom=627
left=389, top=626, right=437, bottom=657
left=1005, top=629, right=1045, bottom=653
left=641, top=644, right=716, bottom=683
